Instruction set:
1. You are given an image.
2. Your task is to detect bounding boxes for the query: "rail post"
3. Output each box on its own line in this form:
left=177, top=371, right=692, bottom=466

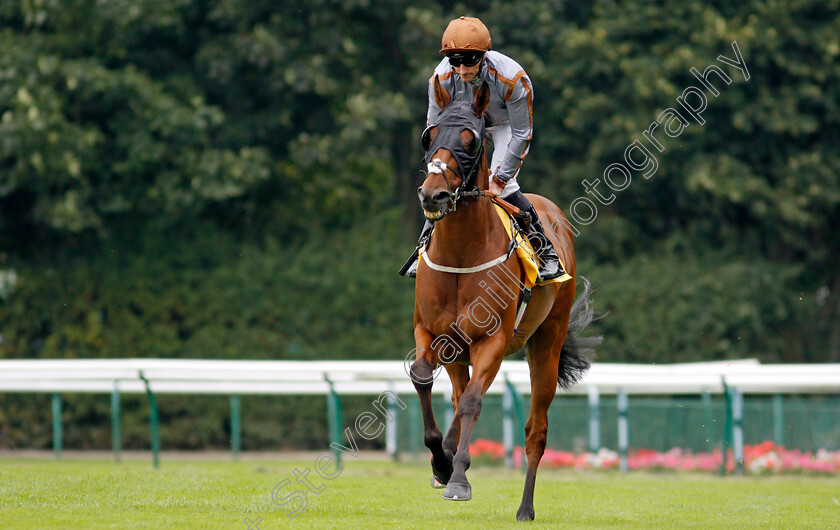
left=385, top=381, right=399, bottom=461
left=230, top=395, right=242, bottom=460
left=139, top=372, right=160, bottom=469
left=51, top=393, right=62, bottom=460
left=772, top=393, right=784, bottom=447
left=503, top=379, right=514, bottom=469
left=443, top=386, right=454, bottom=434
left=504, top=377, right=527, bottom=472
left=408, top=397, right=421, bottom=457
left=587, top=385, right=600, bottom=453
left=732, top=387, right=744, bottom=476
left=111, top=380, right=121, bottom=463
left=617, top=387, right=629, bottom=473
left=720, top=377, right=732, bottom=475
left=701, top=390, right=716, bottom=450
left=324, top=376, right=343, bottom=466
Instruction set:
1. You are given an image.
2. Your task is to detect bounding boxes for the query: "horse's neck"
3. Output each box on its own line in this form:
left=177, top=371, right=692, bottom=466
left=436, top=198, right=492, bottom=235
left=430, top=194, right=505, bottom=264
left=475, top=151, right=489, bottom=192
left=428, top=155, right=500, bottom=261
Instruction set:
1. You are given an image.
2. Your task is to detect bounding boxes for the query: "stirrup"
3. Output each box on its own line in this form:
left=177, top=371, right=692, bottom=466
left=523, top=207, right=565, bottom=282
left=537, top=254, right=563, bottom=282
left=398, top=249, right=420, bottom=278
left=398, top=221, right=434, bottom=278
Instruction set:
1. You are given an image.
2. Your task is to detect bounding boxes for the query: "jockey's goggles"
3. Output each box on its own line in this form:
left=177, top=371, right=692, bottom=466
left=446, top=52, right=484, bottom=67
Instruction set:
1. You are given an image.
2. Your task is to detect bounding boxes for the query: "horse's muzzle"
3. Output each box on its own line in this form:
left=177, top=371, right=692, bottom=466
left=418, top=187, right=452, bottom=221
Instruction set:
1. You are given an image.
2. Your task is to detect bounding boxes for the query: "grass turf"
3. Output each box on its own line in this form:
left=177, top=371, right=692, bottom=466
left=1, top=456, right=839, bottom=529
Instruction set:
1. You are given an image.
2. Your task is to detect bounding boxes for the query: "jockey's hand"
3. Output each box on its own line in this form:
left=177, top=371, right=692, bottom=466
left=488, top=175, right=506, bottom=197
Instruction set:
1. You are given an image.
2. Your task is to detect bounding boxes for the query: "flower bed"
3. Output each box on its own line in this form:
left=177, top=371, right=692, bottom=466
left=468, top=439, right=840, bottom=474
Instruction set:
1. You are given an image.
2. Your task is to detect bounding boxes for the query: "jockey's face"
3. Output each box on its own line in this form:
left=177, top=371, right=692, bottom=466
left=456, top=62, right=481, bottom=83
left=446, top=52, right=483, bottom=83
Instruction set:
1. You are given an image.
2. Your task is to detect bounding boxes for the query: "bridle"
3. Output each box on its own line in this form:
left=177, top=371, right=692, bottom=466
left=425, top=142, right=484, bottom=209
left=422, top=104, right=487, bottom=215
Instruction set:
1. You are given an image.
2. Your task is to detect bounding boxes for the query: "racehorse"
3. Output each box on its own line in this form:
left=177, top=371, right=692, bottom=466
left=409, top=77, right=602, bottom=521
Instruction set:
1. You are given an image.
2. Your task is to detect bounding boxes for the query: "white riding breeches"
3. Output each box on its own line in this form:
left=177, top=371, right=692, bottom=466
left=487, top=124, right=526, bottom=199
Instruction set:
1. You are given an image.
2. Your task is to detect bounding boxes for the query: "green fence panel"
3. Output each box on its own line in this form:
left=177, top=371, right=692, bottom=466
left=380, top=393, right=840, bottom=457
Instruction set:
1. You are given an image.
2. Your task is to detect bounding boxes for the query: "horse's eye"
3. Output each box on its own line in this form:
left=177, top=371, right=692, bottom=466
left=462, top=129, right=479, bottom=153
left=421, top=126, right=436, bottom=151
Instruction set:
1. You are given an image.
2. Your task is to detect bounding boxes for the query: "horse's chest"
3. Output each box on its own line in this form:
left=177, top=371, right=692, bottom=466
left=418, top=285, right=511, bottom=342
left=418, top=291, right=459, bottom=337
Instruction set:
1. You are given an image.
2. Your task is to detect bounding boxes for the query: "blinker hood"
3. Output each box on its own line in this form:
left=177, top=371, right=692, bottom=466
left=422, top=101, right=485, bottom=187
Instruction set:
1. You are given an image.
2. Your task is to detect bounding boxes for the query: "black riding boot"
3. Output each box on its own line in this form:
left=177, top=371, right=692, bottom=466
left=504, top=190, right=565, bottom=282
left=398, top=220, right=434, bottom=278
left=522, top=206, right=564, bottom=282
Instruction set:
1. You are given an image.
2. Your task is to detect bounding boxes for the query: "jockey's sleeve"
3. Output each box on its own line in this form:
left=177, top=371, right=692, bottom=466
left=494, top=74, right=534, bottom=182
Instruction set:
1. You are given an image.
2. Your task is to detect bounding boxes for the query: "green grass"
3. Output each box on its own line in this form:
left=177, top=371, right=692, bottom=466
left=1, top=456, right=839, bottom=529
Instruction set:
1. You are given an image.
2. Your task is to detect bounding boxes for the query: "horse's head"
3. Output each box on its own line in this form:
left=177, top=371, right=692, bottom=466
left=418, top=76, right=490, bottom=221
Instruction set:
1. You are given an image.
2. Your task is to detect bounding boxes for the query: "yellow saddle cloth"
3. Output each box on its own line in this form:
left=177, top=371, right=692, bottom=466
left=491, top=202, right=572, bottom=288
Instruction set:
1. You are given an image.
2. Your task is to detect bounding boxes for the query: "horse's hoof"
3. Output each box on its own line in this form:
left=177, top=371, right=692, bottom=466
left=430, top=476, right=446, bottom=489
left=516, top=505, right=535, bottom=521
left=442, top=482, right=472, bottom=501
left=432, top=467, right=452, bottom=485
left=430, top=454, right=453, bottom=486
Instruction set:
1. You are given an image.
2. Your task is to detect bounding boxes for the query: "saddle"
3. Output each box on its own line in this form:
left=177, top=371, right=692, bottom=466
left=489, top=199, right=572, bottom=287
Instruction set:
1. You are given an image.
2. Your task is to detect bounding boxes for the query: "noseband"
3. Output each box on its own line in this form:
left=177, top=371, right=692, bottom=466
left=426, top=154, right=483, bottom=207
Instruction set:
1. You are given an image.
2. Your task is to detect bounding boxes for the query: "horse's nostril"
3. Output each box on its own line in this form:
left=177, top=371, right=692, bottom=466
left=433, top=191, right=451, bottom=203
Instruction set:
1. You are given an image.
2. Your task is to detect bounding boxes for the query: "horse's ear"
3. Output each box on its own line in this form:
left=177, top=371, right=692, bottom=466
left=473, top=83, right=490, bottom=116
left=433, top=74, right=451, bottom=110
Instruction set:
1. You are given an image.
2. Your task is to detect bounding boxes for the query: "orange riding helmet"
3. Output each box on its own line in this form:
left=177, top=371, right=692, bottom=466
left=439, top=16, right=492, bottom=54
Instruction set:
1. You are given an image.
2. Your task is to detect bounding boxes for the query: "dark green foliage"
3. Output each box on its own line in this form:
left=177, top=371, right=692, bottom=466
left=582, top=250, right=809, bottom=363
left=0, top=0, right=838, bottom=449
left=0, top=211, right=414, bottom=362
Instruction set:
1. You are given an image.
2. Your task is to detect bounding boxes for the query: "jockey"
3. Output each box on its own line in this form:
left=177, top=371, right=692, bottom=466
left=399, top=16, right=564, bottom=282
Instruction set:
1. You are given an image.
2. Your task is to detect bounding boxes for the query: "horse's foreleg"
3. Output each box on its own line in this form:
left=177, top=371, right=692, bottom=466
left=443, top=338, right=506, bottom=501
left=516, top=327, right=564, bottom=522
left=441, top=363, right=469, bottom=458
left=410, top=327, right=452, bottom=486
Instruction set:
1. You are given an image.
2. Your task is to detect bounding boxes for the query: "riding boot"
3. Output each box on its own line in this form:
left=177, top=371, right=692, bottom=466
left=398, top=220, right=434, bottom=278
left=523, top=206, right=564, bottom=282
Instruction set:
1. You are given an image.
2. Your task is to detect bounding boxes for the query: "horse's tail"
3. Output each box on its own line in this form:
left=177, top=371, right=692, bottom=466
left=558, top=276, right=605, bottom=389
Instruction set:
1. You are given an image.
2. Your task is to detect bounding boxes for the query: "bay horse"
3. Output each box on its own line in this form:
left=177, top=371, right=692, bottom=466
left=409, top=78, right=602, bottom=521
